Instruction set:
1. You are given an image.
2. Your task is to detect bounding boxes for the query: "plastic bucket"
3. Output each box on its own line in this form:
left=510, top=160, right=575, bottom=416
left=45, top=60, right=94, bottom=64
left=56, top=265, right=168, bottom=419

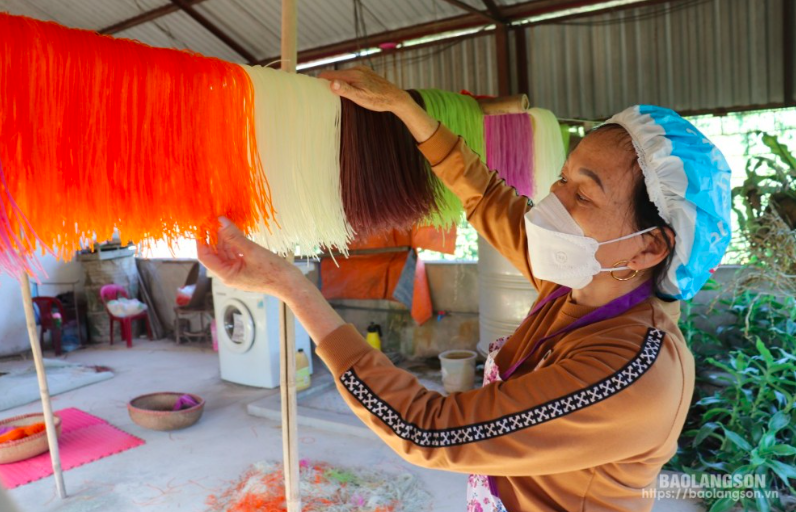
left=438, top=350, right=477, bottom=393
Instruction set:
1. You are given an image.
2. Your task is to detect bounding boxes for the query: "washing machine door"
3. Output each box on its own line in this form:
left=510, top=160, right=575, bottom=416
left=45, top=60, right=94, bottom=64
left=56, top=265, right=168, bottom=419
left=219, top=299, right=255, bottom=353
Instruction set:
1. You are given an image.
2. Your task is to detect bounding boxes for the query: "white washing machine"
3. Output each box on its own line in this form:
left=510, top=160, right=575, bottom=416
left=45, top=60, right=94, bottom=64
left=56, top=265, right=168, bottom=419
left=213, top=277, right=314, bottom=388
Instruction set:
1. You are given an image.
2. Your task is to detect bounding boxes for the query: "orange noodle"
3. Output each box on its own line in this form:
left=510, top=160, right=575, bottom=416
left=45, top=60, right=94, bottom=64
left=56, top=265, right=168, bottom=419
left=0, top=13, right=273, bottom=273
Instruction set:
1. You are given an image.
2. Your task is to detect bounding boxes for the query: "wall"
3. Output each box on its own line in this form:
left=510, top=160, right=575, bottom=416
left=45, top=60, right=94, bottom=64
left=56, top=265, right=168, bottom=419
left=0, top=255, right=85, bottom=357
left=515, top=0, right=790, bottom=118
left=306, top=0, right=792, bottom=119
left=307, top=33, right=499, bottom=96
left=137, top=258, right=198, bottom=337
left=330, top=261, right=482, bottom=359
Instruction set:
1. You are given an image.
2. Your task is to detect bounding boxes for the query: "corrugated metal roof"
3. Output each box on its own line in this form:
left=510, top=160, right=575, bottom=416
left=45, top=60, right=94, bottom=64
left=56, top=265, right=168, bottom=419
left=0, top=0, right=166, bottom=30
left=308, top=33, right=499, bottom=96
left=116, top=9, right=244, bottom=61
left=0, top=0, right=500, bottom=62
left=190, top=0, right=485, bottom=59
left=517, top=0, right=788, bottom=119
left=1, top=0, right=787, bottom=117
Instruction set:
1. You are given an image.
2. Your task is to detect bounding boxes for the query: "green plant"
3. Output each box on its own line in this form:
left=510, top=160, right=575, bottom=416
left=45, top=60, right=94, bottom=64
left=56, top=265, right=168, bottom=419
left=674, top=281, right=796, bottom=511
left=717, top=293, right=796, bottom=354
left=667, top=338, right=796, bottom=512
left=731, top=132, right=796, bottom=295
left=734, top=132, right=796, bottom=232
left=679, top=280, right=727, bottom=359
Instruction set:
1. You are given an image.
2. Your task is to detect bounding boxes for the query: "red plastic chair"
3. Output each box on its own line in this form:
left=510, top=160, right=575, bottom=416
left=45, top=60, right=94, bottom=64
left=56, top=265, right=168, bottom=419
left=32, top=297, right=64, bottom=356
left=99, top=284, right=153, bottom=348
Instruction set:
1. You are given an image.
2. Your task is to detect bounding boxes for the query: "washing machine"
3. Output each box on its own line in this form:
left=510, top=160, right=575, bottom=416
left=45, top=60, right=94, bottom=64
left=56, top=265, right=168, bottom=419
left=213, top=276, right=314, bottom=388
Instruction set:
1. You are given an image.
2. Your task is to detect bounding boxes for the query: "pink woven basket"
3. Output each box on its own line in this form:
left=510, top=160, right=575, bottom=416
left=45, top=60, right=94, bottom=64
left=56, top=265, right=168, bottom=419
left=0, top=413, right=62, bottom=464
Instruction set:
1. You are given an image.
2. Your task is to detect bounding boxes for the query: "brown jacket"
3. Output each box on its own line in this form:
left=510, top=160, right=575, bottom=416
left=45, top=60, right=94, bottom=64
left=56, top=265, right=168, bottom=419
left=315, top=123, right=695, bottom=512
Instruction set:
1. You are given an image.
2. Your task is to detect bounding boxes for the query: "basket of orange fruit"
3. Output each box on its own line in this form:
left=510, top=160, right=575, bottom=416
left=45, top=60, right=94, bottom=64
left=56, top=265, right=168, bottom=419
left=0, top=413, right=62, bottom=464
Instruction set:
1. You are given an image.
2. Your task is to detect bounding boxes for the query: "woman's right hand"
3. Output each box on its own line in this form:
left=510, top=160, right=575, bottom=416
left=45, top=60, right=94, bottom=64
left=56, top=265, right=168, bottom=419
left=319, top=66, right=440, bottom=143
left=318, top=66, right=413, bottom=115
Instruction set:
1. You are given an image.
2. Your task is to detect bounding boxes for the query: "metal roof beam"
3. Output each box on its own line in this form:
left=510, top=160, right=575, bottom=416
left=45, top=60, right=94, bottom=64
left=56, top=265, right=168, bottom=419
left=292, top=0, right=689, bottom=70
left=99, top=0, right=209, bottom=35
left=258, top=0, right=599, bottom=66
left=169, top=0, right=257, bottom=63
left=438, top=0, right=502, bottom=24
left=480, top=0, right=506, bottom=22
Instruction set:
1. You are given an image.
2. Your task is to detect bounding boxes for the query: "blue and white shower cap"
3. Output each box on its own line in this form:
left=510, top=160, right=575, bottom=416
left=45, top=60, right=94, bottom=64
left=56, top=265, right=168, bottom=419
left=604, top=105, right=732, bottom=301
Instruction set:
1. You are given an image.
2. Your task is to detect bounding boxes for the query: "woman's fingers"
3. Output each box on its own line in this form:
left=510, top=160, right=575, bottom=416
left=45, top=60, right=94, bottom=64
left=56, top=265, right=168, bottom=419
left=217, top=217, right=257, bottom=257
left=196, top=238, right=228, bottom=277
left=319, top=67, right=404, bottom=113
left=318, top=68, right=366, bottom=84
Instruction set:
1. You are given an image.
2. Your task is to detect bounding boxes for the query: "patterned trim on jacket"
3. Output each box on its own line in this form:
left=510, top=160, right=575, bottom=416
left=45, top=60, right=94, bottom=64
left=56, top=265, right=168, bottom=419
left=340, top=328, right=665, bottom=447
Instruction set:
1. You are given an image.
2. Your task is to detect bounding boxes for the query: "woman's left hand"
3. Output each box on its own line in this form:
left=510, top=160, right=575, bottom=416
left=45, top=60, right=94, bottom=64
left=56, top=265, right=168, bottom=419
left=196, top=217, right=303, bottom=302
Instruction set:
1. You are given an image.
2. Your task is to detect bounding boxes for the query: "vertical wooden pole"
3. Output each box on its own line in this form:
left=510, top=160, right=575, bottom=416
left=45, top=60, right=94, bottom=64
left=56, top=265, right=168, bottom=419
left=20, top=274, right=66, bottom=499
left=514, top=27, right=529, bottom=99
left=784, top=0, right=795, bottom=107
left=495, top=23, right=511, bottom=97
left=279, top=0, right=300, bottom=510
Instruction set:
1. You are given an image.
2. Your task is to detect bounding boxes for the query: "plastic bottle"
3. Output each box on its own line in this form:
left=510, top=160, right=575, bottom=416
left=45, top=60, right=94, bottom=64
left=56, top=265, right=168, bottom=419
left=52, top=312, right=62, bottom=329
left=366, top=322, right=382, bottom=351
left=296, top=349, right=311, bottom=392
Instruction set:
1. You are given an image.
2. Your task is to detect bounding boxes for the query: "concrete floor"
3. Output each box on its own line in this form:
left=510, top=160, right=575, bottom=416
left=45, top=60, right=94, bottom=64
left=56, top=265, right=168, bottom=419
left=4, top=339, right=705, bottom=512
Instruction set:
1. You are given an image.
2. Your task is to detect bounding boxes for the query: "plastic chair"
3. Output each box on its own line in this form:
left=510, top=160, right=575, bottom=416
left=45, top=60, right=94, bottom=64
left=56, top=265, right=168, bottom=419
left=31, top=297, right=64, bottom=356
left=100, top=284, right=153, bottom=348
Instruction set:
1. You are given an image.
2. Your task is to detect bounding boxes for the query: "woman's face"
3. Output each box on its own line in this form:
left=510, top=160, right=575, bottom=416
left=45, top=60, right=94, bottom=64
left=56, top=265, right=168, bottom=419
left=550, top=128, right=657, bottom=274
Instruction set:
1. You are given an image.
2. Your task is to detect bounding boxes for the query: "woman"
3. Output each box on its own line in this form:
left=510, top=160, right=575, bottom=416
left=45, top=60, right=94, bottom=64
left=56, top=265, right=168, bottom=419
left=198, top=68, right=732, bottom=511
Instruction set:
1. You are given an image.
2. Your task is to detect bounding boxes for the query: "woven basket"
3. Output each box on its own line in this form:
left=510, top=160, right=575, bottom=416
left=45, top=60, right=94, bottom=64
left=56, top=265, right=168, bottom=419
left=0, top=413, right=62, bottom=464
left=128, top=392, right=204, bottom=431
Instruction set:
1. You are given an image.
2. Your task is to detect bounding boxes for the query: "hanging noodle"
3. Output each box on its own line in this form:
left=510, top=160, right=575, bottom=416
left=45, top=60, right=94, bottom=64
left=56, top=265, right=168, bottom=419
left=528, top=108, right=566, bottom=203
left=0, top=13, right=272, bottom=268
left=339, top=95, right=440, bottom=238
left=0, top=157, right=46, bottom=278
left=484, top=113, right=534, bottom=198
left=417, top=89, right=485, bottom=226
left=245, top=66, right=352, bottom=255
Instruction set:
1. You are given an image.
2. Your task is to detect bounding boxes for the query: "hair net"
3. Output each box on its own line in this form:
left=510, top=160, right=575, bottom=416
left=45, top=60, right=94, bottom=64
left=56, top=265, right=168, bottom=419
left=604, top=105, right=732, bottom=301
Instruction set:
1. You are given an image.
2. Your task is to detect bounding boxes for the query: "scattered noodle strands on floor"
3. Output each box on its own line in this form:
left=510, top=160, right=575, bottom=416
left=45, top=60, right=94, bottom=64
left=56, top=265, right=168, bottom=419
left=0, top=13, right=273, bottom=268
left=485, top=113, right=534, bottom=198
left=206, top=460, right=432, bottom=512
left=528, top=108, right=566, bottom=204
left=417, top=89, right=486, bottom=227
left=245, top=66, right=353, bottom=255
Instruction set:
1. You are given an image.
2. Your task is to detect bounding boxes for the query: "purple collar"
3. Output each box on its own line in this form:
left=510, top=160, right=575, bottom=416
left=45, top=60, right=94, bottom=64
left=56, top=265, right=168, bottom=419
left=500, top=280, right=653, bottom=380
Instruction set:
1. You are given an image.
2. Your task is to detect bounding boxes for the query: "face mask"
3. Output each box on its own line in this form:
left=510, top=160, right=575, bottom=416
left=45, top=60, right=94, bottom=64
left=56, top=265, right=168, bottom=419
left=523, top=193, right=656, bottom=289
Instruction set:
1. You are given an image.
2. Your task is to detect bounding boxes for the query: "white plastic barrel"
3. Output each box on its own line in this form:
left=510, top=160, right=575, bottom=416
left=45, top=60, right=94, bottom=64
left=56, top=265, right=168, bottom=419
left=477, top=236, right=538, bottom=356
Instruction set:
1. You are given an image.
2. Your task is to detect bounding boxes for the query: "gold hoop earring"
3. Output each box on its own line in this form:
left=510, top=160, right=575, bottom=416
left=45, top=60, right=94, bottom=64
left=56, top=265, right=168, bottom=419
left=610, top=260, right=639, bottom=281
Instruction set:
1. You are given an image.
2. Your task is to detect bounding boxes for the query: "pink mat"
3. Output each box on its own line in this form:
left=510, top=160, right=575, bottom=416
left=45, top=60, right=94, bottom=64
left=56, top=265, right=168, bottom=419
left=0, top=408, right=145, bottom=489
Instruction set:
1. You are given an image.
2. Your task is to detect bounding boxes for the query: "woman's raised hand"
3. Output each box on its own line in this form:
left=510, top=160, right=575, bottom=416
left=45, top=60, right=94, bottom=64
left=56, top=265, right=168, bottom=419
left=319, top=66, right=412, bottom=114
left=319, top=66, right=440, bottom=143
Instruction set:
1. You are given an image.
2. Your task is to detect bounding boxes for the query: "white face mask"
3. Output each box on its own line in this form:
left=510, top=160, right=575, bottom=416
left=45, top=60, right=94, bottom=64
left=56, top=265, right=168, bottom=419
left=523, top=193, right=656, bottom=289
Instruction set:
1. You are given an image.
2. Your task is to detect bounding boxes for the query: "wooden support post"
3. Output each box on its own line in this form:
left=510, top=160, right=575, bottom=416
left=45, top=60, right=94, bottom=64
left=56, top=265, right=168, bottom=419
left=20, top=274, right=66, bottom=499
left=279, top=1, right=300, bottom=511
left=495, top=24, right=511, bottom=97
left=514, top=27, right=529, bottom=98
left=784, top=0, right=795, bottom=107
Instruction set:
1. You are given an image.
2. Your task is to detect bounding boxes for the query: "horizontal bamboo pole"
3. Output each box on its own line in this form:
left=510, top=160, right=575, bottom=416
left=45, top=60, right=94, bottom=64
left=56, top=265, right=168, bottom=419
left=477, top=94, right=529, bottom=114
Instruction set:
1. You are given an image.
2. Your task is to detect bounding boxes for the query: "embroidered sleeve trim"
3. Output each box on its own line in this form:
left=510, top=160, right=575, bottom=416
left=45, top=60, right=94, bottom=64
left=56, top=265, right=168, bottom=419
left=340, top=327, right=665, bottom=447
